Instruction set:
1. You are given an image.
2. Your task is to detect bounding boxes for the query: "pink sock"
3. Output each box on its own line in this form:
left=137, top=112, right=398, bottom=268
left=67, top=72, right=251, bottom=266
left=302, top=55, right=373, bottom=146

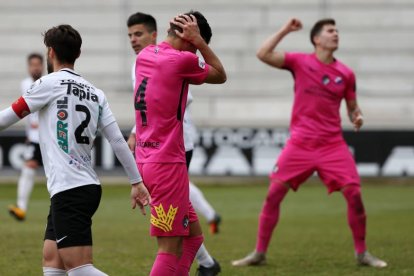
left=150, top=252, right=179, bottom=276
left=342, top=185, right=367, bottom=254
left=175, top=235, right=204, bottom=276
left=255, top=181, right=289, bottom=253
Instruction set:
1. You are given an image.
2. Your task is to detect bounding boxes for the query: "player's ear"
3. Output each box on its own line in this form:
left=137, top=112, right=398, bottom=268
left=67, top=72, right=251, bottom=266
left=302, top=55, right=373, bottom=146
left=151, top=31, right=157, bottom=43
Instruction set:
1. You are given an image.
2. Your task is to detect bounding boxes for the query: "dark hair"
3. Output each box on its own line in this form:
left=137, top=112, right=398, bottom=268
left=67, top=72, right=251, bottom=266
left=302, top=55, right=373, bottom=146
left=310, top=18, right=336, bottom=46
left=43, top=25, right=82, bottom=64
left=27, top=53, right=43, bottom=64
left=127, top=12, right=157, bottom=32
left=169, top=10, right=212, bottom=44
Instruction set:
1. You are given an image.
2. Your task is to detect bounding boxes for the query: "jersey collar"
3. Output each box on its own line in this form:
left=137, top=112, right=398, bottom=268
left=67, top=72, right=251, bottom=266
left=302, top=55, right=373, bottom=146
left=60, top=68, right=81, bottom=77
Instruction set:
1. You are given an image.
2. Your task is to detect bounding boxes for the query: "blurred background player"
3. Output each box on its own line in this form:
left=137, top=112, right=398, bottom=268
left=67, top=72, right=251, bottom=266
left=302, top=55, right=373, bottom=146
left=0, top=24, right=150, bottom=276
left=8, top=53, right=44, bottom=221
left=126, top=12, right=221, bottom=275
left=232, top=18, right=387, bottom=268
left=133, top=11, right=226, bottom=275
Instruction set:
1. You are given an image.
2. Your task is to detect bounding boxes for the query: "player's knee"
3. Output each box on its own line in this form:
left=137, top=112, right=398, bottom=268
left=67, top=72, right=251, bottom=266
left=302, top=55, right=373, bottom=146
left=343, top=185, right=365, bottom=213
left=42, top=243, right=60, bottom=267
left=267, top=180, right=289, bottom=200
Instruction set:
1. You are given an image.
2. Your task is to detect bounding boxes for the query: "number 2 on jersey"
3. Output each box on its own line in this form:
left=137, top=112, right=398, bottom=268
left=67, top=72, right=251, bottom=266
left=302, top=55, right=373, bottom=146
left=75, top=105, right=91, bottom=144
left=134, top=77, right=148, bottom=126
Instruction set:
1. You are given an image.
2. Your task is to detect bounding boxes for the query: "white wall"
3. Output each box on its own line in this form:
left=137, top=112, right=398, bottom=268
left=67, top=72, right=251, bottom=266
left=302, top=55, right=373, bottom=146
left=1, top=0, right=413, bottom=129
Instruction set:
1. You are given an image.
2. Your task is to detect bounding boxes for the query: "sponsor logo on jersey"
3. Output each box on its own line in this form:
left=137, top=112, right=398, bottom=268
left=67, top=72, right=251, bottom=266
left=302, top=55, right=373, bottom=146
left=57, top=110, right=68, bottom=120
left=150, top=203, right=178, bottom=232
left=137, top=140, right=160, bottom=148
left=56, top=97, right=69, bottom=153
left=61, top=79, right=99, bottom=103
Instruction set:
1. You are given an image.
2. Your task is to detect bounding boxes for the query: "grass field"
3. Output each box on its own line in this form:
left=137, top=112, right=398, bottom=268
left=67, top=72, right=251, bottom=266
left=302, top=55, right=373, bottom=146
left=0, top=179, right=413, bottom=275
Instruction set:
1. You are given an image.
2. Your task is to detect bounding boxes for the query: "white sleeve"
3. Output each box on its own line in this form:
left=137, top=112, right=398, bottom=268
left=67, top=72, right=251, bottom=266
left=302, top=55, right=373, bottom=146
left=0, top=107, right=21, bottom=131
left=101, top=121, right=142, bottom=184
left=22, top=77, right=52, bottom=113
left=28, top=112, right=39, bottom=126
left=98, top=95, right=117, bottom=130
left=131, top=124, right=136, bottom=134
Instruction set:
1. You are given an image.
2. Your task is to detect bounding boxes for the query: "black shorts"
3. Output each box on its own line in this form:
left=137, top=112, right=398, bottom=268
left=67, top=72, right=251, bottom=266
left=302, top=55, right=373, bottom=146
left=186, top=150, right=193, bottom=171
left=44, top=184, right=102, bottom=249
left=24, top=142, right=43, bottom=164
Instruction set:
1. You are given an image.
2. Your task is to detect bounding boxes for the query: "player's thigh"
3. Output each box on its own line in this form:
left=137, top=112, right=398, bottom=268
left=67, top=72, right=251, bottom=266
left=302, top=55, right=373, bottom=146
left=51, top=185, right=102, bottom=249
left=317, top=142, right=360, bottom=193
left=270, top=140, right=316, bottom=191
left=142, top=163, right=191, bottom=237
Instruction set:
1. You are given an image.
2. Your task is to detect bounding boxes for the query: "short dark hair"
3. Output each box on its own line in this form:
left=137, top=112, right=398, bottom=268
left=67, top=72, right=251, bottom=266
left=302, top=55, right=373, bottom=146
left=43, top=25, right=82, bottom=64
left=310, top=18, right=336, bottom=46
left=127, top=12, right=157, bottom=32
left=27, top=53, right=43, bottom=64
left=170, top=10, right=212, bottom=44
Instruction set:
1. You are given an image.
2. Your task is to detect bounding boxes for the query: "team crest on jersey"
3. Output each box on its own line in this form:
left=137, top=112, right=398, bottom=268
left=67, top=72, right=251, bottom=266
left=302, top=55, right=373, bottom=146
left=198, top=58, right=206, bottom=69
left=150, top=203, right=178, bottom=232
left=322, top=75, right=330, bottom=85
left=334, top=76, right=343, bottom=84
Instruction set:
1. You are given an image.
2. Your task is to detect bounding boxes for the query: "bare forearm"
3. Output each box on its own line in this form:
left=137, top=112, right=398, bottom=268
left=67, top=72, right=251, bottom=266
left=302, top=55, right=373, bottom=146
left=347, top=103, right=363, bottom=122
left=256, top=28, right=289, bottom=60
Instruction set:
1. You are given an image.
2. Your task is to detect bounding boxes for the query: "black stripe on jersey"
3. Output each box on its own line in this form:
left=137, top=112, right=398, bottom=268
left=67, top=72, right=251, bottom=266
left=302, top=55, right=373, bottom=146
left=61, top=69, right=81, bottom=77
left=177, top=81, right=186, bottom=121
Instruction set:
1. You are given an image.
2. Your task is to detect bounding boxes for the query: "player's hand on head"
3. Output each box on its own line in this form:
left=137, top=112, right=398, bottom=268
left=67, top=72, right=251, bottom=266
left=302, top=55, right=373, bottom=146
left=284, top=18, right=303, bottom=32
left=131, top=182, right=151, bottom=215
left=171, top=14, right=201, bottom=45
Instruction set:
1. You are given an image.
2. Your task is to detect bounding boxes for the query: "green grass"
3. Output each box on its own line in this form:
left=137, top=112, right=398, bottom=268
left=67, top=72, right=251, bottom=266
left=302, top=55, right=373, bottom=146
left=0, top=180, right=413, bottom=275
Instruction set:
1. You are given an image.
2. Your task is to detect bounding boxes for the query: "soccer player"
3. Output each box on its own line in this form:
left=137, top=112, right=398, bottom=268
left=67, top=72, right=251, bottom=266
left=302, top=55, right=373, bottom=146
left=126, top=12, right=221, bottom=275
left=127, top=12, right=222, bottom=235
left=0, top=25, right=150, bottom=276
left=8, top=53, right=44, bottom=221
left=134, top=11, right=226, bottom=275
left=232, top=18, right=387, bottom=268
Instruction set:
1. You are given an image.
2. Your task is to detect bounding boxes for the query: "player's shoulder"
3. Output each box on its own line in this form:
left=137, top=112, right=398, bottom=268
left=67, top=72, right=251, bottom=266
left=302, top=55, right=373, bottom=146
left=286, top=51, right=309, bottom=59
left=334, top=58, right=355, bottom=77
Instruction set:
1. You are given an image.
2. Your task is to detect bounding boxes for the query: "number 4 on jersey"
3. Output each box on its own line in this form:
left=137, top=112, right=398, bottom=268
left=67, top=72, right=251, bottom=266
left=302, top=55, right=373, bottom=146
left=135, top=77, right=148, bottom=126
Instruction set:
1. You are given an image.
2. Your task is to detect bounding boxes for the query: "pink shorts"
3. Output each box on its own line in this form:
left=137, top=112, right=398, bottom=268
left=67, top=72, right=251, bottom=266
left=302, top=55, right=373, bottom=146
left=138, top=163, right=198, bottom=237
left=270, top=139, right=360, bottom=193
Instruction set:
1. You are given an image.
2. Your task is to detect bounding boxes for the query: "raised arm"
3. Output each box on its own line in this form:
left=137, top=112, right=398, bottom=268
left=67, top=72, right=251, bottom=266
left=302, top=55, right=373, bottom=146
left=172, top=14, right=227, bottom=84
left=256, top=18, right=302, bottom=68
left=346, top=99, right=363, bottom=132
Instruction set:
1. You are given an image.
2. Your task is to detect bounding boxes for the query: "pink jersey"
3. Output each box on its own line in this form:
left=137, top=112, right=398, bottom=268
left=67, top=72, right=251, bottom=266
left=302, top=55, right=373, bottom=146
left=283, top=52, right=356, bottom=143
left=134, top=42, right=209, bottom=163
